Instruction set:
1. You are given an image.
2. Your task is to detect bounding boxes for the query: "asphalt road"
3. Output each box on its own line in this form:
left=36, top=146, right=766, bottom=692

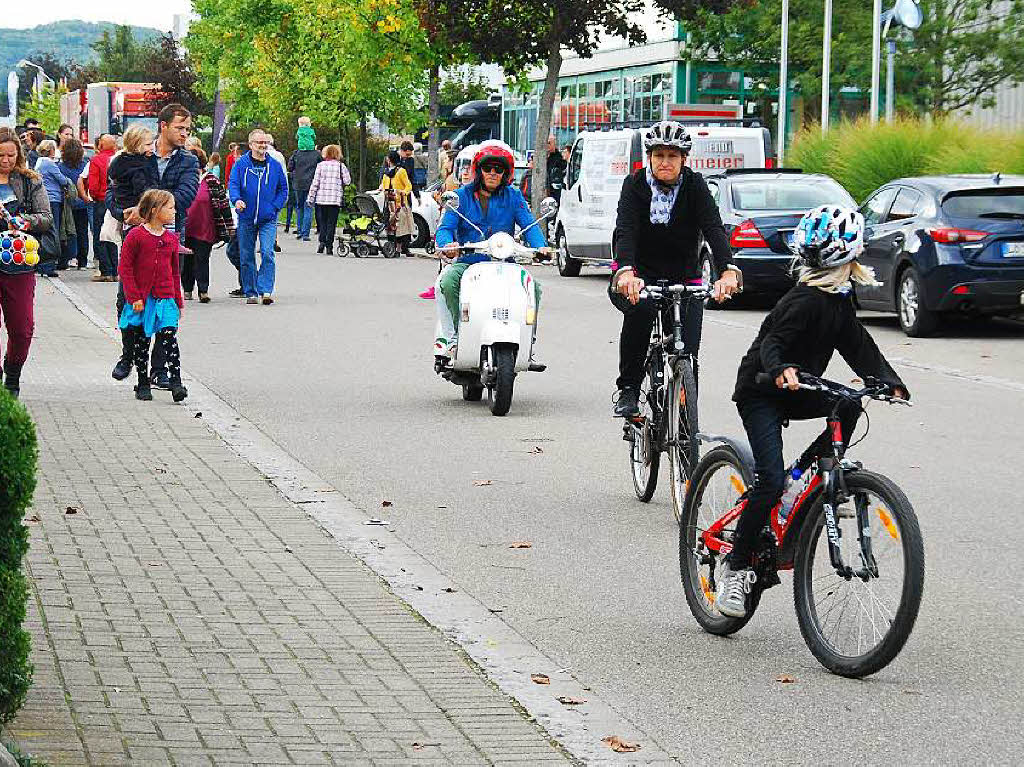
left=64, top=238, right=1024, bottom=763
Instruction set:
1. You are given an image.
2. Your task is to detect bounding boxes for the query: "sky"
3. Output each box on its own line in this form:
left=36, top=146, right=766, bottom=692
left=3, top=2, right=193, bottom=32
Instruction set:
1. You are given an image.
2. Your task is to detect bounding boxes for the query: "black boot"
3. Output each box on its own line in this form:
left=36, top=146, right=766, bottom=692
left=3, top=361, right=22, bottom=399
left=112, top=328, right=133, bottom=380
left=158, top=328, right=187, bottom=402
left=130, top=328, right=152, bottom=401
left=317, top=244, right=325, bottom=254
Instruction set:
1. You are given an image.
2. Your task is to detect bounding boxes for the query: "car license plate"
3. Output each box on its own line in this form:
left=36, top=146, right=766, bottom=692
left=1002, top=241, right=1024, bottom=258
left=699, top=140, right=734, bottom=155
left=784, top=231, right=796, bottom=248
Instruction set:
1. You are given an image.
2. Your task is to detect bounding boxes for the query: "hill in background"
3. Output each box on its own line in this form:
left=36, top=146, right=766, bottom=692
left=0, top=20, right=162, bottom=110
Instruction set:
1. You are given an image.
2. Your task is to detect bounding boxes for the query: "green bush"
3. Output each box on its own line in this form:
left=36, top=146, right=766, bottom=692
left=0, top=387, right=37, bottom=724
left=788, top=118, right=1024, bottom=202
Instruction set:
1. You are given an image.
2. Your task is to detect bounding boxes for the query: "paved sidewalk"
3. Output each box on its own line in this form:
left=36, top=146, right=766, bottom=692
left=5, top=278, right=569, bottom=765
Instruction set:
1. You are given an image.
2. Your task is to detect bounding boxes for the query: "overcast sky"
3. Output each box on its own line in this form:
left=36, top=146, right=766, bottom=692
left=4, top=2, right=193, bottom=32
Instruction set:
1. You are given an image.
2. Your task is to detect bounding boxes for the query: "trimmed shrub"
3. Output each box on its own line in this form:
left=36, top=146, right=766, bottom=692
left=0, top=387, right=37, bottom=724
left=788, top=118, right=1024, bottom=202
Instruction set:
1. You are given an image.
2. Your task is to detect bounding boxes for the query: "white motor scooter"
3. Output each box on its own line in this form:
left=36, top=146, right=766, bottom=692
left=434, top=192, right=557, bottom=416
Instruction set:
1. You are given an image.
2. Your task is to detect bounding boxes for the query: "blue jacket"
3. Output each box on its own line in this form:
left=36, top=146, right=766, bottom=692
left=105, top=148, right=199, bottom=236
left=36, top=157, right=71, bottom=204
left=228, top=152, right=289, bottom=226
left=435, top=183, right=546, bottom=264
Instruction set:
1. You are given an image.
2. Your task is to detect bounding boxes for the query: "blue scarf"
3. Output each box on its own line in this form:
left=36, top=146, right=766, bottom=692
left=647, top=167, right=681, bottom=225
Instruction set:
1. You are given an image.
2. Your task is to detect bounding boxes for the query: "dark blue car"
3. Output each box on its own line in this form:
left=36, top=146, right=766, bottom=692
left=857, top=175, right=1024, bottom=335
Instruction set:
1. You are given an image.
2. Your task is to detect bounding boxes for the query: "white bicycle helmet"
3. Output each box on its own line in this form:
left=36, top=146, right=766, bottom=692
left=643, top=120, right=693, bottom=154
left=791, top=205, right=865, bottom=269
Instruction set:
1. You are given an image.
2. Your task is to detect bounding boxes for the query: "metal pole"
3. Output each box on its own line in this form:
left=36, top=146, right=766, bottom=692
left=684, top=33, right=693, bottom=103
left=778, top=0, right=790, bottom=165
left=870, top=0, right=882, bottom=123
left=821, top=0, right=832, bottom=134
left=885, top=39, right=897, bottom=122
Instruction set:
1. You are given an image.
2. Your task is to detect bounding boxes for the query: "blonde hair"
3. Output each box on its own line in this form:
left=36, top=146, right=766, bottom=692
left=36, top=139, right=57, bottom=158
left=323, top=144, right=342, bottom=161
left=123, top=125, right=155, bottom=155
left=797, top=260, right=880, bottom=293
left=297, top=116, right=312, bottom=127
left=137, top=189, right=175, bottom=224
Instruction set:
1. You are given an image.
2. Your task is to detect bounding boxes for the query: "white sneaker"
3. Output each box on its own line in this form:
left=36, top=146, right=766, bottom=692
left=715, top=561, right=757, bottom=618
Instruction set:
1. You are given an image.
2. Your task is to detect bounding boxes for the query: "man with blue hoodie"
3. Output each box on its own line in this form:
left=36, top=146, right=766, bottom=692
left=229, top=129, right=288, bottom=305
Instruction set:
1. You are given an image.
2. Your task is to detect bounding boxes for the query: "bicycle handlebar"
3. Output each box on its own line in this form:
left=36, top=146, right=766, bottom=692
left=638, top=283, right=709, bottom=300
left=754, top=372, right=912, bottom=406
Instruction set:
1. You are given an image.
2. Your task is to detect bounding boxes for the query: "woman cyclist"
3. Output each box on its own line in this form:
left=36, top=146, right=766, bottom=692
left=611, top=120, right=740, bottom=418
left=716, top=205, right=909, bottom=619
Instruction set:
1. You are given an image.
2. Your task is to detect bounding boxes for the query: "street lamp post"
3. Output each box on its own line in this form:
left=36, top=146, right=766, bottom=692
left=885, top=39, right=897, bottom=121
left=870, top=0, right=883, bottom=123
left=821, top=0, right=833, bottom=134
left=778, top=0, right=790, bottom=165
left=16, top=59, right=54, bottom=93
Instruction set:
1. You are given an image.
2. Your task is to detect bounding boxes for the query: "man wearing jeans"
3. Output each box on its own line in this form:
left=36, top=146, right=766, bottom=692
left=287, top=132, right=321, bottom=242
left=228, top=130, right=288, bottom=305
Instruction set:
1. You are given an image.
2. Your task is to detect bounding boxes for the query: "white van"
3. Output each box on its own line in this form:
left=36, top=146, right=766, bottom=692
left=554, top=123, right=772, bottom=276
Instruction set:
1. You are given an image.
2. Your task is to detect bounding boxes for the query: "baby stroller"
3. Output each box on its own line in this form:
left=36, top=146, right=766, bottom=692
left=336, top=194, right=398, bottom=258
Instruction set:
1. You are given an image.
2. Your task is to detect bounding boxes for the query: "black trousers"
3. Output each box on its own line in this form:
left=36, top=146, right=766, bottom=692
left=609, top=287, right=703, bottom=391
left=182, top=237, right=213, bottom=293
left=116, top=285, right=164, bottom=372
left=730, top=392, right=862, bottom=566
left=316, top=204, right=340, bottom=247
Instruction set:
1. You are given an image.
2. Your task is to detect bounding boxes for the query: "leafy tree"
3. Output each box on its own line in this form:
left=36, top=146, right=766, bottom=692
left=144, top=33, right=212, bottom=117
left=87, top=25, right=157, bottom=83
left=440, top=1, right=739, bottom=211
left=686, top=0, right=1024, bottom=120
left=439, top=70, right=494, bottom=104
left=19, top=83, right=67, bottom=134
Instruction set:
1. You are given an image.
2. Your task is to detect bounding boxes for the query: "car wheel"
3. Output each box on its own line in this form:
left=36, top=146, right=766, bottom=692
left=557, top=229, right=582, bottom=277
left=411, top=214, right=430, bottom=249
left=897, top=266, right=939, bottom=337
left=701, top=251, right=724, bottom=310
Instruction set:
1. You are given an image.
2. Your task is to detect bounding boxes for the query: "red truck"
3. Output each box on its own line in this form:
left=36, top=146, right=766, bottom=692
left=60, top=82, right=166, bottom=146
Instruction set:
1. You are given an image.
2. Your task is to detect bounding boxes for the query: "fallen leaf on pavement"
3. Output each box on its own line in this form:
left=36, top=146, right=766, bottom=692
left=26, top=514, right=41, bottom=523
left=473, top=480, right=493, bottom=486
left=411, top=742, right=440, bottom=751
left=530, top=673, right=551, bottom=685
left=442, top=587, right=457, bottom=593
left=364, top=518, right=389, bottom=526
left=413, top=585, right=423, bottom=591
left=528, top=445, right=544, bottom=454
left=556, top=696, right=586, bottom=705
left=602, top=736, right=640, bottom=753
left=508, top=541, right=533, bottom=549
left=284, top=546, right=293, bottom=553
left=775, top=674, right=797, bottom=684
left=382, top=500, right=393, bottom=508
left=65, top=506, right=78, bottom=515
left=437, top=505, right=448, bottom=509
left=194, top=412, right=203, bottom=418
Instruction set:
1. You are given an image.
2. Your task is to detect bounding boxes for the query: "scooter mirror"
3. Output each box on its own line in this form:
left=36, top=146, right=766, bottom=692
left=441, top=191, right=460, bottom=210
left=539, top=197, right=558, bottom=219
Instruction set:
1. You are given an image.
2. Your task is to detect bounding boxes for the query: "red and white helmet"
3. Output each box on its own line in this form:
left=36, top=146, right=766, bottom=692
left=471, top=140, right=516, bottom=187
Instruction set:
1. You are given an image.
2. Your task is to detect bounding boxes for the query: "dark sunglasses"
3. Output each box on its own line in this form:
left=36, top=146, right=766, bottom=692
left=480, top=163, right=505, bottom=174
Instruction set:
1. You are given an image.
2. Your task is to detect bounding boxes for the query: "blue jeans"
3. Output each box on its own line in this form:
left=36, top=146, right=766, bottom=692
left=294, top=188, right=312, bottom=238
left=92, top=201, right=118, bottom=276
left=37, top=200, right=61, bottom=276
left=237, top=219, right=277, bottom=296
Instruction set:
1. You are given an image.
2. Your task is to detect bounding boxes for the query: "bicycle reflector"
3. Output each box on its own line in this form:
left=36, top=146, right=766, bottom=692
left=877, top=507, right=899, bottom=540
left=730, top=220, right=769, bottom=248
left=730, top=474, right=747, bottom=495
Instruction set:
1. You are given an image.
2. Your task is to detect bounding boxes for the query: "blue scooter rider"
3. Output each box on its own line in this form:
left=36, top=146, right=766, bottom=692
left=434, top=141, right=552, bottom=360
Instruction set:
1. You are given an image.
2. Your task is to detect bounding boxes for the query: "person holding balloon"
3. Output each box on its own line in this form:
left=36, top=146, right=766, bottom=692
left=0, top=127, right=52, bottom=398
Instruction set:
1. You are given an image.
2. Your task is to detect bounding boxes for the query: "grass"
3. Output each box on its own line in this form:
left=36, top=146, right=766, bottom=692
left=787, top=117, right=1024, bottom=202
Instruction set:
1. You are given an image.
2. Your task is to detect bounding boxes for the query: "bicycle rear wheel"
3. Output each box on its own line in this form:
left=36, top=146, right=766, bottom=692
left=793, top=470, right=924, bottom=677
left=628, top=365, right=660, bottom=502
left=668, top=358, right=699, bottom=523
left=679, top=445, right=759, bottom=635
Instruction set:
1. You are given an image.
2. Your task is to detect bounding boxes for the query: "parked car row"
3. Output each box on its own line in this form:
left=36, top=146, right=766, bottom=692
left=550, top=125, right=1024, bottom=335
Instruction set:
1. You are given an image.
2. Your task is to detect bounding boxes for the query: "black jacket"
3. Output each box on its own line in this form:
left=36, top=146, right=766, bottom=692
left=106, top=148, right=199, bottom=235
left=613, top=167, right=732, bottom=282
left=733, top=284, right=907, bottom=402
left=546, top=151, right=566, bottom=191
left=288, top=149, right=322, bottom=191
left=107, top=152, right=159, bottom=214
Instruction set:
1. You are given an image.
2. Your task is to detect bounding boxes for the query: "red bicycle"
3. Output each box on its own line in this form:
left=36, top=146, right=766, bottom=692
left=679, top=373, right=925, bottom=677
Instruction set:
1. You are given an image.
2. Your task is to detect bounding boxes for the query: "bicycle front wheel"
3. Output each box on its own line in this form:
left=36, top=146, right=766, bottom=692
left=668, top=358, right=699, bottom=523
left=793, top=470, right=925, bottom=677
left=628, top=365, right=660, bottom=502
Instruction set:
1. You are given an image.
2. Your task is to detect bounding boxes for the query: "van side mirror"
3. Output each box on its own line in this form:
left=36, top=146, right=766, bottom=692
left=441, top=191, right=460, bottom=211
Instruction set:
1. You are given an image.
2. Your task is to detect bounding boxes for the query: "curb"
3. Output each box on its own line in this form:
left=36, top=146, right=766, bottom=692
left=47, top=276, right=678, bottom=764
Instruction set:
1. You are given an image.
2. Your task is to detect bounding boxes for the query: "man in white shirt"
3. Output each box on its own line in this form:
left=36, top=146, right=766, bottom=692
left=265, top=134, right=288, bottom=253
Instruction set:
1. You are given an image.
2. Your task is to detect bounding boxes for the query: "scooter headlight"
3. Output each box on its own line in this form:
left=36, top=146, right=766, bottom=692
left=490, top=231, right=517, bottom=261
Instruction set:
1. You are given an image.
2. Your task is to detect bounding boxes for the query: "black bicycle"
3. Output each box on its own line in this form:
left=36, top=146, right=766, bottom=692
left=680, top=373, right=925, bottom=677
left=624, top=281, right=707, bottom=520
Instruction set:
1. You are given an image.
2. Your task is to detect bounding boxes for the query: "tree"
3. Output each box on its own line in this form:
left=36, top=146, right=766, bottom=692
left=439, top=69, right=494, bottom=104
left=19, top=83, right=67, bottom=133
left=144, top=33, right=212, bottom=117
left=87, top=25, right=157, bottom=83
left=686, top=0, right=1024, bottom=120
left=440, top=1, right=739, bottom=212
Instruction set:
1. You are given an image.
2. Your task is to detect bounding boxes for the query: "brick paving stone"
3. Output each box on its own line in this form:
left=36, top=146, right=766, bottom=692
left=7, top=282, right=571, bottom=765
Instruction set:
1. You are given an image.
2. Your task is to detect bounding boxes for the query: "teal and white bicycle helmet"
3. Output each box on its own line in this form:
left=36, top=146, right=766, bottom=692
left=791, top=205, right=865, bottom=269
left=643, top=120, right=692, bottom=154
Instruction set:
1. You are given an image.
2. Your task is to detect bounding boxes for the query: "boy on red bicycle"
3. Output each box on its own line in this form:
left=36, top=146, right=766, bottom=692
left=717, top=205, right=909, bottom=618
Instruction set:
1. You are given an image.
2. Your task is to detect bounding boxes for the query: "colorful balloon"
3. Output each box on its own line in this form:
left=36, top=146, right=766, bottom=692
left=12, top=238, right=23, bottom=251
left=25, top=252, right=39, bottom=266
left=11, top=250, right=23, bottom=265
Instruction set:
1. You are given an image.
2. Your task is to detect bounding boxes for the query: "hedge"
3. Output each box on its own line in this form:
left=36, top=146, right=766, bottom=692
left=788, top=118, right=1024, bottom=202
left=0, top=387, right=37, bottom=724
